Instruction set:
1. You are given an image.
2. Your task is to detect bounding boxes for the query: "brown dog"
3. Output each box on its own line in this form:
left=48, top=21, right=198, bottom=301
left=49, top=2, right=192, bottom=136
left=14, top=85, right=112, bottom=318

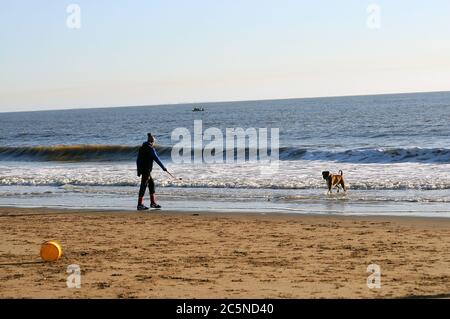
left=322, top=170, right=347, bottom=194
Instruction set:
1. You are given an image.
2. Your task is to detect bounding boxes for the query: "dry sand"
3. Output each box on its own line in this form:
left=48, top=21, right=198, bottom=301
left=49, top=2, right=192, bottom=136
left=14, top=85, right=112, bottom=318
left=0, top=207, right=449, bottom=298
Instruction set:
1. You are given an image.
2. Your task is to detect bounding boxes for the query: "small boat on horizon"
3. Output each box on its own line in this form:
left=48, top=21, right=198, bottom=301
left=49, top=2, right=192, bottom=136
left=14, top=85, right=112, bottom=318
left=192, top=107, right=205, bottom=112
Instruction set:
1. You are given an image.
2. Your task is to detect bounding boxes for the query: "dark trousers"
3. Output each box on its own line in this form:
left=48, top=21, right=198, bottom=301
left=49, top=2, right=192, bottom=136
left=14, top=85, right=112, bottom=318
left=139, top=171, right=155, bottom=197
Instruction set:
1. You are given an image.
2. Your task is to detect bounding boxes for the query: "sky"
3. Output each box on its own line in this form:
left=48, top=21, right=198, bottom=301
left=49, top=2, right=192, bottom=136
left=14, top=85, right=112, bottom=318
left=1, top=0, right=450, bottom=112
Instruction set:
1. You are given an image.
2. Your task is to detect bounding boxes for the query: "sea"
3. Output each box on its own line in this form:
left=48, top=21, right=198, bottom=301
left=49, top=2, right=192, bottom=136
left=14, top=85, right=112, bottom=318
left=1, top=91, right=450, bottom=217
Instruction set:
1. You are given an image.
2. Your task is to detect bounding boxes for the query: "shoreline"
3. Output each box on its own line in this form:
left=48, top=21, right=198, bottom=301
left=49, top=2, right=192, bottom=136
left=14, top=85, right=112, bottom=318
left=1, top=205, right=450, bottom=221
left=2, top=185, right=449, bottom=219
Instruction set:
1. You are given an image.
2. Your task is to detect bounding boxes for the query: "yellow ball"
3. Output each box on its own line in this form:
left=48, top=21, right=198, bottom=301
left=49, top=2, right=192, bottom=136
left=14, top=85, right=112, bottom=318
left=40, top=240, right=62, bottom=262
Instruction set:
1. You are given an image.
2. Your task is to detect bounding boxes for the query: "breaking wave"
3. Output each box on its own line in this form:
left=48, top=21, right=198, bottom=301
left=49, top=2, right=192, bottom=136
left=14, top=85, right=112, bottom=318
left=0, top=144, right=449, bottom=163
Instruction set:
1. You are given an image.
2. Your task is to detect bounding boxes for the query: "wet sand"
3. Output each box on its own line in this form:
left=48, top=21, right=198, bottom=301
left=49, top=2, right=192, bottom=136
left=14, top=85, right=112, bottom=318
left=0, top=207, right=449, bottom=298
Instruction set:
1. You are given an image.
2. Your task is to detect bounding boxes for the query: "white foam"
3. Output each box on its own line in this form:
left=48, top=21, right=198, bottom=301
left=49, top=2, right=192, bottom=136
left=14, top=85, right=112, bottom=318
left=0, top=160, right=449, bottom=191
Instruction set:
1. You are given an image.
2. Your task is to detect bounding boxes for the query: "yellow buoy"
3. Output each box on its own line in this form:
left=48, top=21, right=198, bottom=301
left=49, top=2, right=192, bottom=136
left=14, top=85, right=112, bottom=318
left=40, top=240, right=62, bottom=262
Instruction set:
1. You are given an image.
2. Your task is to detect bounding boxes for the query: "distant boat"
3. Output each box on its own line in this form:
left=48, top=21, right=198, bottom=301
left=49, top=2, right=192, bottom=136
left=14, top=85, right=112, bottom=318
left=192, top=107, right=205, bottom=112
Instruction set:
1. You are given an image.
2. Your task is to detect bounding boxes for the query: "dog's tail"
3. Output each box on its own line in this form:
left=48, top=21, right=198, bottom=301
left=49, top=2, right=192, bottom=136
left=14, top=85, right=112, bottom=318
left=339, top=170, right=343, bottom=176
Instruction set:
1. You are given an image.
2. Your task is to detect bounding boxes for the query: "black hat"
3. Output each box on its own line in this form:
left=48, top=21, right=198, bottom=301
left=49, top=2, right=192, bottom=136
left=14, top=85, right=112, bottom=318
left=147, top=133, right=152, bottom=138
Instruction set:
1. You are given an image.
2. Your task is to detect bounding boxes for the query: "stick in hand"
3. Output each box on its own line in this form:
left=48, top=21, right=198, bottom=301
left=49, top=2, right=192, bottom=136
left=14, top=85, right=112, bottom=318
left=166, top=170, right=182, bottom=180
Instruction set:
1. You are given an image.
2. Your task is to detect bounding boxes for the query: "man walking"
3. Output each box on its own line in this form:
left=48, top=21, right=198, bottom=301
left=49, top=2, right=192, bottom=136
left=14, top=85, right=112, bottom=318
left=136, top=133, right=167, bottom=210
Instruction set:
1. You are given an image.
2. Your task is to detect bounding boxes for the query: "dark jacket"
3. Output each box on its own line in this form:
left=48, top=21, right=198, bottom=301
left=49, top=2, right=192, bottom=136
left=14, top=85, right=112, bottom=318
left=136, top=142, right=166, bottom=176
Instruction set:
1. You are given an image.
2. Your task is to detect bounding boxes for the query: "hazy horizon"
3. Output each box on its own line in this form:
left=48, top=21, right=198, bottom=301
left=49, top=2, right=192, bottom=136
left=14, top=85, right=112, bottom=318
left=1, top=1, right=450, bottom=112
left=1, top=89, right=449, bottom=114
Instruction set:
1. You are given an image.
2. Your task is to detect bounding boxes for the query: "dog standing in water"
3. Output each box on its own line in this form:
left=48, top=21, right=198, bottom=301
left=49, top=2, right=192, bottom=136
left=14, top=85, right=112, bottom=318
left=322, top=170, right=347, bottom=194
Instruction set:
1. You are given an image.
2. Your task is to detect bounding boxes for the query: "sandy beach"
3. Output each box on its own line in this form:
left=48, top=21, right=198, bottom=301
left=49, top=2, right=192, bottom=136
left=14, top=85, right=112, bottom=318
left=0, top=207, right=449, bottom=299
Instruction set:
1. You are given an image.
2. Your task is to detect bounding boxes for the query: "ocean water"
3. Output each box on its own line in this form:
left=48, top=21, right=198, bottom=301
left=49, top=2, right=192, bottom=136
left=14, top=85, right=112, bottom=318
left=1, top=91, right=450, bottom=217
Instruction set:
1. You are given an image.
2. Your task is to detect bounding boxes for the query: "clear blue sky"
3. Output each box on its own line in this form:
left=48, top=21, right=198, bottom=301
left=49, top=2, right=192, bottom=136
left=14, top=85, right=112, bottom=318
left=1, top=0, right=450, bottom=112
